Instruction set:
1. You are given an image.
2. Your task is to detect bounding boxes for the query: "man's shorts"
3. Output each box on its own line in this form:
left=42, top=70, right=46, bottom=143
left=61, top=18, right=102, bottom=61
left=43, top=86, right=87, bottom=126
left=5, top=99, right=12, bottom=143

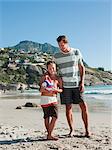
left=42, top=104, right=58, bottom=119
left=60, top=87, right=84, bottom=104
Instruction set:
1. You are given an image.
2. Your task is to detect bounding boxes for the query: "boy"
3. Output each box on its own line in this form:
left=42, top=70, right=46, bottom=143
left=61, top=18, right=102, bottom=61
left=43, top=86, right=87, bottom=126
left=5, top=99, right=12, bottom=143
left=40, top=61, right=63, bottom=140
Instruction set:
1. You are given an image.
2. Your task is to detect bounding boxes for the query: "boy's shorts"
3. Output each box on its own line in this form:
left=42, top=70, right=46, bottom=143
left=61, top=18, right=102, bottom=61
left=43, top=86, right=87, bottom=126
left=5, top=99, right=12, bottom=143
left=42, top=104, right=58, bottom=119
left=60, top=87, right=84, bottom=104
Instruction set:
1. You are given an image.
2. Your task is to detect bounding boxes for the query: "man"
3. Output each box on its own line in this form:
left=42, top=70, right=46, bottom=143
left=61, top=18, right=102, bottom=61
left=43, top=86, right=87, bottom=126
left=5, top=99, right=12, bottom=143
left=54, top=35, right=90, bottom=137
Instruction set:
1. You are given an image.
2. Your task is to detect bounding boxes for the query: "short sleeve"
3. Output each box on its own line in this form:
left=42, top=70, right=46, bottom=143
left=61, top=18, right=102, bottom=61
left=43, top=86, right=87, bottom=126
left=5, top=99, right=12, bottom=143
left=53, top=53, right=57, bottom=63
left=77, top=49, right=83, bottom=65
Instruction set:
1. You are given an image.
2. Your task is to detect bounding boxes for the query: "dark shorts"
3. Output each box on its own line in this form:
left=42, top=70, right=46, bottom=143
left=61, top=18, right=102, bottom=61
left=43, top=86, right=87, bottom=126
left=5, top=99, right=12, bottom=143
left=60, top=87, right=84, bottom=104
left=42, top=104, right=58, bottom=119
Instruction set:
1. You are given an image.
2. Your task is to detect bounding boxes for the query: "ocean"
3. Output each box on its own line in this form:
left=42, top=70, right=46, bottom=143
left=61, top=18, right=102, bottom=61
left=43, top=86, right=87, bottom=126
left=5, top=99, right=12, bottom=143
left=84, top=85, right=112, bottom=113
left=0, top=85, right=112, bottom=113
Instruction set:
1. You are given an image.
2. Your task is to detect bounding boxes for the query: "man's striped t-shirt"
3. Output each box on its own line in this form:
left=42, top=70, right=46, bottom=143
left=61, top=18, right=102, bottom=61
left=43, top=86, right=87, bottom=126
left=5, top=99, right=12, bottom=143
left=54, top=48, right=83, bottom=88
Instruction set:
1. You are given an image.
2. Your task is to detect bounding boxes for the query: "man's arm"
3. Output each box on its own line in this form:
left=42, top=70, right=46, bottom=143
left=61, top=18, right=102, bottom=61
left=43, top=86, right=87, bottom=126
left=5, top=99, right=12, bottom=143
left=57, top=77, right=63, bottom=93
left=78, top=63, right=85, bottom=92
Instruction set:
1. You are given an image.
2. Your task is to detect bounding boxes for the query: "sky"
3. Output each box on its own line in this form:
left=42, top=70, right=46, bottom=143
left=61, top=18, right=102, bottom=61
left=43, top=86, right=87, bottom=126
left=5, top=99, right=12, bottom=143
left=0, top=0, right=111, bottom=70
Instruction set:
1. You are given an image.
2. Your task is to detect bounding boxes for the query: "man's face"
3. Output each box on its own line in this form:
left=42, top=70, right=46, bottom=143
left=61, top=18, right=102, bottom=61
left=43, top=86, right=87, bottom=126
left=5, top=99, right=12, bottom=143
left=47, top=63, right=56, bottom=75
left=58, top=41, right=69, bottom=53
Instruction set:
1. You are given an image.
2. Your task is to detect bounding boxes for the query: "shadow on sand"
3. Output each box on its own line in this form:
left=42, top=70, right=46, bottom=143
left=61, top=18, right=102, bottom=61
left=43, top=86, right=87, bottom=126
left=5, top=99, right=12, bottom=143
left=59, top=134, right=91, bottom=139
left=0, top=134, right=91, bottom=145
left=0, top=137, right=48, bottom=145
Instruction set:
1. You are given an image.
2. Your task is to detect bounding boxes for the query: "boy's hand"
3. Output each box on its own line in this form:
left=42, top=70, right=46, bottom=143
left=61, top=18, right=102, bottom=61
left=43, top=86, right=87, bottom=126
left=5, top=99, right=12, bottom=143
left=52, top=88, right=63, bottom=93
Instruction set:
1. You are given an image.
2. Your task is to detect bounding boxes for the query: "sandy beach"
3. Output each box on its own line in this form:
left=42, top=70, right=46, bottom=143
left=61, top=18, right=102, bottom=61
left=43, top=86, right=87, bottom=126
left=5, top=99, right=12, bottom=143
left=0, top=91, right=112, bottom=150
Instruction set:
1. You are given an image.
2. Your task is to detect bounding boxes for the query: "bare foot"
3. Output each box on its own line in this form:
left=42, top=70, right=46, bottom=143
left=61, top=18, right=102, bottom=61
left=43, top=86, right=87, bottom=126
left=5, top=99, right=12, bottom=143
left=85, top=131, right=91, bottom=138
left=67, top=130, right=74, bottom=137
left=47, top=135, right=58, bottom=140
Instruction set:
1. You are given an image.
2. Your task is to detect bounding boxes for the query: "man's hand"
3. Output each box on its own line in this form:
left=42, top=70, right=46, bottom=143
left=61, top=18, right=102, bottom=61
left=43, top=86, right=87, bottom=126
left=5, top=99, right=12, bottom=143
left=79, top=82, right=84, bottom=93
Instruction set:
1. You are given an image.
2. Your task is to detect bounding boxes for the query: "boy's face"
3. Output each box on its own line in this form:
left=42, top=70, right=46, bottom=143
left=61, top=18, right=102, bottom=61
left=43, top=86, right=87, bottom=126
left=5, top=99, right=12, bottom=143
left=47, top=63, right=56, bottom=75
left=58, top=40, right=69, bottom=52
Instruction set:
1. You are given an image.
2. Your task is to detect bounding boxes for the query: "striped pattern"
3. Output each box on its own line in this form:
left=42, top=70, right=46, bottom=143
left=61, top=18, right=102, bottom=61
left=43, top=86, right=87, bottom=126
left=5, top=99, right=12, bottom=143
left=54, top=48, right=83, bottom=88
left=40, top=96, right=57, bottom=107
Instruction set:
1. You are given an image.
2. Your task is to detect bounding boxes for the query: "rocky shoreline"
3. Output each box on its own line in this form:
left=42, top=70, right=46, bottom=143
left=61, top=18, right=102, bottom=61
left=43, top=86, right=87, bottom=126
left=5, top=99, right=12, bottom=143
left=0, top=45, right=112, bottom=88
left=84, top=67, right=112, bottom=86
left=0, top=66, right=112, bottom=91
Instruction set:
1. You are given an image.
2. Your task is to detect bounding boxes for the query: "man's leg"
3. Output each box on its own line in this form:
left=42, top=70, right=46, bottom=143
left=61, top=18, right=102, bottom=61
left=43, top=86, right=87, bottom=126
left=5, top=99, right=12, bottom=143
left=79, top=101, right=90, bottom=136
left=66, top=104, right=74, bottom=136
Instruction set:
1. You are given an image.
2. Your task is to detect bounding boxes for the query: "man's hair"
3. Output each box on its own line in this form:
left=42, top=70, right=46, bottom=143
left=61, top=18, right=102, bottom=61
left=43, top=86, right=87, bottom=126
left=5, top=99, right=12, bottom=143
left=46, top=60, right=56, bottom=68
left=56, top=35, right=68, bottom=43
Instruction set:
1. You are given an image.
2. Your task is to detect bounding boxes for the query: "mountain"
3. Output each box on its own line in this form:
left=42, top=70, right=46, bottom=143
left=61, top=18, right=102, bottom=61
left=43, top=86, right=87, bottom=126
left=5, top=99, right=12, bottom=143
left=0, top=41, right=112, bottom=87
left=11, top=40, right=88, bottom=67
left=11, top=40, right=59, bottom=54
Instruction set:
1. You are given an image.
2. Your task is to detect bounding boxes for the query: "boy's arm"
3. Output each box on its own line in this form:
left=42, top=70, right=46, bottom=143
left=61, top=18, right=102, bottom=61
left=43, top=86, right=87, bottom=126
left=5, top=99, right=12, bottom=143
left=39, top=75, right=48, bottom=93
left=54, top=77, right=63, bottom=93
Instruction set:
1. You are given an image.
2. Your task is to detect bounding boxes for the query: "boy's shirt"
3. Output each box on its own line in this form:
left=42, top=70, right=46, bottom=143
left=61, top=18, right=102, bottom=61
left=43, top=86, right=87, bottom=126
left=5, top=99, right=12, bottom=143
left=40, top=74, right=61, bottom=107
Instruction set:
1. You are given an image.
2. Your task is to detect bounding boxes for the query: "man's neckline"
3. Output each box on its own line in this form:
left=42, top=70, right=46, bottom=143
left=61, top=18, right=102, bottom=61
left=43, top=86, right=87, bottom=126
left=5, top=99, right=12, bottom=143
left=61, top=48, right=73, bottom=54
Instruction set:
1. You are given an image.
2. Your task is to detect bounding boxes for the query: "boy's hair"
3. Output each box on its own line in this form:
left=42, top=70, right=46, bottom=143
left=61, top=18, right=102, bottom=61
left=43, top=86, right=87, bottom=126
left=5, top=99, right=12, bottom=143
left=46, top=60, right=56, bottom=69
left=56, top=35, right=68, bottom=43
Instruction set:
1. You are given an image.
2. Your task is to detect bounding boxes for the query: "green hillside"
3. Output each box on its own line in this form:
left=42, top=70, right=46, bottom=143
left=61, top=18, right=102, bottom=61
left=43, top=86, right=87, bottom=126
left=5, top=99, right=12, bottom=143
left=0, top=41, right=111, bottom=90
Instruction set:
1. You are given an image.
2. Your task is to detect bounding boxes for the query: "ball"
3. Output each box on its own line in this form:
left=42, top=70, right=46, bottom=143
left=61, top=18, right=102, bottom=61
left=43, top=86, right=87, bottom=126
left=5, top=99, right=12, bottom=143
left=42, top=80, right=54, bottom=91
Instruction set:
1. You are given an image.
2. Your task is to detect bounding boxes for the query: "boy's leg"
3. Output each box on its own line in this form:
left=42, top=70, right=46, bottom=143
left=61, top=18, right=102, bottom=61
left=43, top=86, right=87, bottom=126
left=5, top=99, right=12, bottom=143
left=44, top=117, right=49, bottom=133
left=42, top=107, right=50, bottom=134
left=47, top=116, right=58, bottom=140
left=66, top=104, right=74, bottom=136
